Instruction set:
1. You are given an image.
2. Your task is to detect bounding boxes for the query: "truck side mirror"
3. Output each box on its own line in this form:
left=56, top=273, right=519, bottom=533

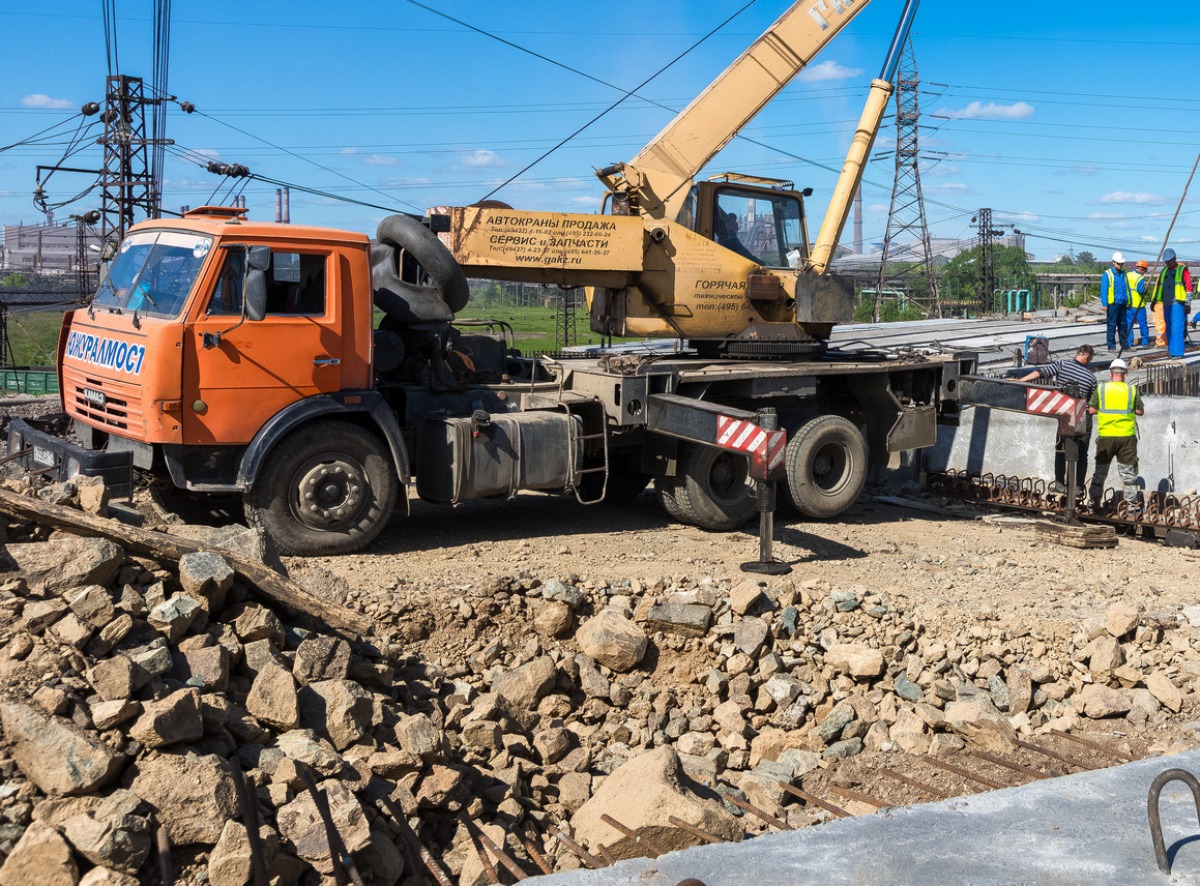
left=243, top=245, right=271, bottom=321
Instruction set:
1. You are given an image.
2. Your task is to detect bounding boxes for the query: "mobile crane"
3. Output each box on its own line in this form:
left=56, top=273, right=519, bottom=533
left=13, top=0, right=986, bottom=556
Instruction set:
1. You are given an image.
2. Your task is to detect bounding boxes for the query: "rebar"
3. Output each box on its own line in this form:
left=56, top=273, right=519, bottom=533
left=546, top=824, right=605, bottom=870
left=299, top=767, right=364, bottom=886
left=600, top=814, right=667, bottom=857
left=966, top=749, right=1049, bottom=780
left=879, top=767, right=950, bottom=800
left=379, top=797, right=454, bottom=886
left=667, top=816, right=727, bottom=845
left=1050, top=729, right=1134, bottom=763
left=458, top=813, right=527, bottom=881
left=230, top=759, right=271, bottom=886
left=723, top=793, right=792, bottom=830
left=920, top=754, right=1008, bottom=790
left=778, top=782, right=850, bottom=818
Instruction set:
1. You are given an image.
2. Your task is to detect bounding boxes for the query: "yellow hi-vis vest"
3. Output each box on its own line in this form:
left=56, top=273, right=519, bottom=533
left=1154, top=266, right=1189, bottom=303
left=1128, top=272, right=1147, bottom=308
left=1096, top=381, right=1137, bottom=437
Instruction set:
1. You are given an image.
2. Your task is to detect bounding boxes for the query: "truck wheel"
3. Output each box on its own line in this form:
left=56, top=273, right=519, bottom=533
left=674, top=442, right=756, bottom=531
left=654, top=477, right=693, bottom=524
left=245, top=420, right=398, bottom=555
left=784, top=415, right=867, bottom=519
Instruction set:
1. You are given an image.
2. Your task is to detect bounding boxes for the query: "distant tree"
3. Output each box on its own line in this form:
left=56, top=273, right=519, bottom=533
left=1, top=272, right=30, bottom=289
left=939, top=245, right=1033, bottom=313
left=1076, top=251, right=1096, bottom=266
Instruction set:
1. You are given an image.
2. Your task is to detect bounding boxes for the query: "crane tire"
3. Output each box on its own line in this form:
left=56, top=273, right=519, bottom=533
left=672, top=442, right=756, bottom=532
left=783, top=414, right=867, bottom=519
left=654, top=477, right=693, bottom=525
left=245, top=419, right=397, bottom=556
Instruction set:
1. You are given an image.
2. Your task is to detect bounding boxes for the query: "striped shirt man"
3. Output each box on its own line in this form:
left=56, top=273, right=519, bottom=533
left=1018, top=344, right=1096, bottom=491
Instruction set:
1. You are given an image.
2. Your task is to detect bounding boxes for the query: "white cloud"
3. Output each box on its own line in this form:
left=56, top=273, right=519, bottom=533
left=1005, top=211, right=1040, bottom=223
left=363, top=154, right=398, bottom=167
left=1098, top=191, right=1161, bottom=205
left=797, top=60, right=863, bottom=82
left=1055, top=165, right=1100, bottom=177
left=942, top=101, right=1035, bottom=120
left=21, top=93, right=73, bottom=110
left=461, top=149, right=502, bottom=168
left=1088, top=211, right=1128, bottom=220
left=925, top=182, right=973, bottom=194
left=339, top=147, right=358, bottom=156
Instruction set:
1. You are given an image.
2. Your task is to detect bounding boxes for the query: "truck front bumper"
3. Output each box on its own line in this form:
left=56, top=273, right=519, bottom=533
left=7, top=418, right=133, bottom=500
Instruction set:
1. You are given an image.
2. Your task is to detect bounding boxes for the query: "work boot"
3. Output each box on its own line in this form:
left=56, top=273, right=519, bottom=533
left=1048, top=481, right=1066, bottom=495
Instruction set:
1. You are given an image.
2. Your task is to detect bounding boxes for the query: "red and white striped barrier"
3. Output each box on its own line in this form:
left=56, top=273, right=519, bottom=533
left=716, top=416, right=786, bottom=480
left=1025, top=388, right=1087, bottom=436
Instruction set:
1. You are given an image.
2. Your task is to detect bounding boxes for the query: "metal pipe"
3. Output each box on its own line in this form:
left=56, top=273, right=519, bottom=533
left=878, top=0, right=923, bottom=82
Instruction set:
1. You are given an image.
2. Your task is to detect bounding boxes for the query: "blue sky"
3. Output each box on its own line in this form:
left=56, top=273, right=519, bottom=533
left=2, top=0, right=1199, bottom=262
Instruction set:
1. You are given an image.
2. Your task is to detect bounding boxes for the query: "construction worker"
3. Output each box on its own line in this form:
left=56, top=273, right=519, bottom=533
left=1018, top=343, right=1097, bottom=495
left=1126, top=260, right=1151, bottom=348
left=1157, top=248, right=1192, bottom=357
left=1099, top=252, right=1139, bottom=353
left=1087, top=358, right=1144, bottom=515
left=1149, top=262, right=1168, bottom=347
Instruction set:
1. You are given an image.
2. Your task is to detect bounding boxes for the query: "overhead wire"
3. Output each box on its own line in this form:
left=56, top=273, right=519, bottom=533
left=405, top=0, right=759, bottom=202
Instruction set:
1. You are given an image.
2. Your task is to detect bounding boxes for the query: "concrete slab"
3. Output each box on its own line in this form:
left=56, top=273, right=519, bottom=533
left=531, top=750, right=1200, bottom=886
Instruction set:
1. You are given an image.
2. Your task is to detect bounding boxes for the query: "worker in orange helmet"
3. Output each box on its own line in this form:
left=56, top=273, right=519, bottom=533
left=1127, top=260, right=1151, bottom=348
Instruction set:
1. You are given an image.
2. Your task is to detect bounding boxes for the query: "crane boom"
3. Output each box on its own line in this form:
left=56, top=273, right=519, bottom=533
left=600, top=0, right=875, bottom=221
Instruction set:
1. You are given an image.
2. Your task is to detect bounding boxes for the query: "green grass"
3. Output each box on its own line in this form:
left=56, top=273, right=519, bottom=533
left=456, top=303, right=623, bottom=355
left=6, top=312, right=65, bottom=367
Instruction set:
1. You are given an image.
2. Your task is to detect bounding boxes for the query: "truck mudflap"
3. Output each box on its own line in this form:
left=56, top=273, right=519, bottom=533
left=7, top=418, right=133, bottom=499
left=415, top=411, right=584, bottom=504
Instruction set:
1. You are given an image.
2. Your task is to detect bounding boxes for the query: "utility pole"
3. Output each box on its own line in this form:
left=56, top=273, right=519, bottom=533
left=98, top=74, right=175, bottom=245
left=555, top=289, right=579, bottom=351
left=975, top=208, right=1003, bottom=315
left=874, top=37, right=939, bottom=321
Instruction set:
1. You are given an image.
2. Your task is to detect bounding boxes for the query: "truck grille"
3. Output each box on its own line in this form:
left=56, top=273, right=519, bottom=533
left=63, top=369, right=144, bottom=432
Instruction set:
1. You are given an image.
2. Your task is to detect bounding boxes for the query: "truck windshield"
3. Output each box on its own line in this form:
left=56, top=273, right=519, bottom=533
left=93, top=230, right=212, bottom=319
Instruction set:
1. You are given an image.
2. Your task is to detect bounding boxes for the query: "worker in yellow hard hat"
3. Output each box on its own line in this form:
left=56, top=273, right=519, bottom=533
left=1127, top=260, right=1151, bottom=348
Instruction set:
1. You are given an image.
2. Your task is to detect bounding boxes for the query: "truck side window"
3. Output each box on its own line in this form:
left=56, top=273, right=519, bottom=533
left=207, top=252, right=245, bottom=316
left=266, top=253, right=326, bottom=315
left=206, top=251, right=327, bottom=316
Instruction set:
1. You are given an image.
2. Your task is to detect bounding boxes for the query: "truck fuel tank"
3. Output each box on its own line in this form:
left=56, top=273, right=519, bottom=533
left=415, top=410, right=584, bottom=505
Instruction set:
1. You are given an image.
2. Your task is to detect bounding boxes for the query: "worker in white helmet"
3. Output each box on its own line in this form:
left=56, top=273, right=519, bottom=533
left=1099, top=252, right=1142, bottom=354
left=1086, top=358, right=1145, bottom=516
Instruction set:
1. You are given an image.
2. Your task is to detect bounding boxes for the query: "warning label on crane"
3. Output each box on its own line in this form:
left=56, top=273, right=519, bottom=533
left=448, top=207, right=643, bottom=271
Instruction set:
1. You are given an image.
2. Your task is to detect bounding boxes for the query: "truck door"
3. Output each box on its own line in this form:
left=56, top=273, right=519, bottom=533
left=182, top=247, right=342, bottom=445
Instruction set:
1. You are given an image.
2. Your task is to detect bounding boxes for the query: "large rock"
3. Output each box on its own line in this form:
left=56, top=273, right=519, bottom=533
left=575, top=610, right=647, bottom=672
left=293, top=634, right=351, bottom=684
left=246, top=662, right=301, bottom=730
left=2, top=702, right=125, bottom=795
left=0, top=820, right=79, bottom=885
left=129, top=752, right=237, bottom=845
left=178, top=551, right=235, bottom=612
left=298, top=679, right=373, bottom=750
left=7, top=536, right=124, bottom=594
left=494, top=655, right=557, bottom=710
left=61, top=790, right=151, bottom=874
left=825, top=643, right=884, bottom=678
left=571, top=747, right=740, bottom=860
left=1080, top=683, right=1133, bottom=719
left=277, top=779, right=370, bottom=866
left=644, top=601, right=712, bottom=638
left=128, top=688, right=203, bottom=748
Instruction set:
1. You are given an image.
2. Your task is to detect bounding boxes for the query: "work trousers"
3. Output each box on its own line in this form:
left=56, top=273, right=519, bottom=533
left=1088, top=434, right=1139, bottom=507
left=1152, top=302, right=1167, bottom=346
left=1106, top=304, right=1129, bottom=350
left=1166, top=300, right=1188, bottom=357
left=1053, top=415, right=1091, bottom=490
left=1126, top=307, right=1149, bottom=347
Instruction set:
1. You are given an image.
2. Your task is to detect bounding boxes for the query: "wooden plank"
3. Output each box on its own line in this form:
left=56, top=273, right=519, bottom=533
left=0, top=486, right=372, bottom=637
